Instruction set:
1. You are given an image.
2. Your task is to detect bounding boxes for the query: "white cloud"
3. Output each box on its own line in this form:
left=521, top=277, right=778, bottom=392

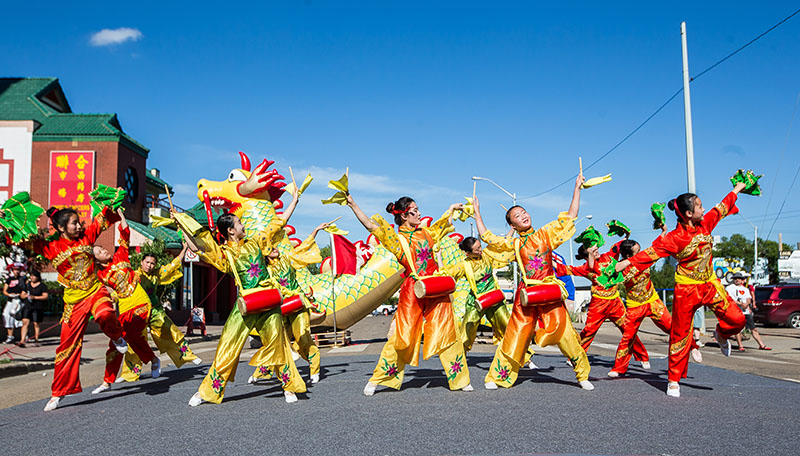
left=89, top=28, right=143, bottom=47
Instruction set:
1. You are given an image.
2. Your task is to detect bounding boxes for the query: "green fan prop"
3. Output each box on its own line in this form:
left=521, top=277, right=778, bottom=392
left=650, top=202, right=667, bottom=230
left=606, top=220, right=630, bottom=238
left=0, top=192, right=45, bottom=243
left=598, top=258, right=625, bottom=289
left=730, top=169, right=762, bottom=196
left=574, top=226, right=605, bottom=249
left=90, top=185, right=127, bottom=218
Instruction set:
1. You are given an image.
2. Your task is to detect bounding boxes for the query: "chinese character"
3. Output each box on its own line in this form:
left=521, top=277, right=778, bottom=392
left=77, top=182, right=85, bottom=192
left=74, top=155, right=89, bottom=170
left=77, top=171, right=86, bottom=180
left=55, top=155, right=69, bottom=170
left=58, top=188, right=66, bottom=198
left=76, top=194, right=85, bottom=203
left=59, top=171, right=67, bottom=180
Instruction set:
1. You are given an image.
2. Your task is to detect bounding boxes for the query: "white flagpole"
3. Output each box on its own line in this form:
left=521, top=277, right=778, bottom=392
left=329, top=231, right=339, bottom=346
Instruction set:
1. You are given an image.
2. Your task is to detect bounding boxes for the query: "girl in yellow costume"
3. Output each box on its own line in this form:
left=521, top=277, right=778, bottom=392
left=345, top=192, right=473, bottom=396
left=249, top=222, right=331, bottom=384
left=474, top=174, right=593, bottom=391
left=118, top=245, right=201, bottom=382
left=177, top=168, right=306, bottom=405
left=443, top=236, right=534, bottom=367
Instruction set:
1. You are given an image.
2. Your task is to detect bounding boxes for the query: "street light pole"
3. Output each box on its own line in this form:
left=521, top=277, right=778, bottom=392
left=472, top=176, right=517, bottom=286
left=569, top=215, right=593, bottom=266
left=681, top=21, right=697, bottom=194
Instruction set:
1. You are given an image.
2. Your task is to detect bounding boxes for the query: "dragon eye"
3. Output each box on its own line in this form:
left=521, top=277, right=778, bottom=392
left=227, top=169, right=247, bottom=182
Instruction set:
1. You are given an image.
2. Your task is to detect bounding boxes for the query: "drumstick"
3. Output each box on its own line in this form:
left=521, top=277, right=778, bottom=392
left=472, top=181, right=476, bottom=199
left=288, top=166, right=297, bottom=191
left=327, top=216, right=343, bottom=225
left=579, top=157, right=583, bottom=176
left=164, top=184, right=175, bottom=211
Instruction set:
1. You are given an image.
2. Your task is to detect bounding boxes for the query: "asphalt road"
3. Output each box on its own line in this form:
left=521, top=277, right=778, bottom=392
left=1, top=341, right=799, bottom=454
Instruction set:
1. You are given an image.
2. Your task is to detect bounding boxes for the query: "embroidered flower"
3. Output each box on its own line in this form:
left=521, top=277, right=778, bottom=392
left=447, top=355, right=464, bottom=381
left=132, top=365, right=141, bottom=374
left=212, top=378, right=223, bottom=392
left=415, top=246, right=432, bottom=267
left=247, top=262, right=262, bottom=279
left=279, top=365, right=291, bottom=385
left=258, top=366, right=270, bottom=375
left=527, top=255, right=544, bottom=273
left=494, top=359, right=510, bottom=382
left=278, top=278, right=289, bottom=287
left=381, top=358, right=399, bottom=378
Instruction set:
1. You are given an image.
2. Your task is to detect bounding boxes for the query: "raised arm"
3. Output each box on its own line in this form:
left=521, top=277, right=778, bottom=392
left=279, top=189, right=300, bottom=223
left=310, top=222, right=331, bottom=239
left=345, top=194, right=379, bottom=232
left=473, top=196, right=488, bottom=236
left=566, top=173, right=585, bottom=219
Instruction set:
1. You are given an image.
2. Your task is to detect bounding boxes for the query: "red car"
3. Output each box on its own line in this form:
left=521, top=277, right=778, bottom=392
left=754, top=285, right=800, bottom=329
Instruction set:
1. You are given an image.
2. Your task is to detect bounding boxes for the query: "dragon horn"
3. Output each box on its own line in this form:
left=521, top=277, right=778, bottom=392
left=239, top=151, right=251, bottom=172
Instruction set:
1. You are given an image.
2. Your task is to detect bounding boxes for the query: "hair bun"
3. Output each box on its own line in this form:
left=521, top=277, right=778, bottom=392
left=46, top=207, right=58, bottom=218
left=667, top=199, right=676, bottom=211
left=385, top=202, right=395, bottom=214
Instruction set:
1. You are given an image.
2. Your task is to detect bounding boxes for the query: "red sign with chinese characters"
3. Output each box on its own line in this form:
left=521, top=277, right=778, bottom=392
left=48, top=151, right=95, bottom=221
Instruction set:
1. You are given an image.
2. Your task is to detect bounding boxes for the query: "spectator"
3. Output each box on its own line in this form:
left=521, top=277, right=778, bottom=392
left=187, top=307, right=206, bottom=337
left=3, top=263, right=27, bottom=343
left=19, top=270, right=49, bottom=347
left=726, top=272, right=771, bottom=351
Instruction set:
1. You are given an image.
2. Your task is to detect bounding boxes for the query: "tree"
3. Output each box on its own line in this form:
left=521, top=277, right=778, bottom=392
left=306, top=245, right=331, bottom=275
left=714, top=234, right=792, bottom=283
left=649, top=259, right=676, bottom=290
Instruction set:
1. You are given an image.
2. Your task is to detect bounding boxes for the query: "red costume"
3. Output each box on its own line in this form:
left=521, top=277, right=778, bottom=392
left=30, top=207, right=122, bottom=397
left=627, top=192, right=745, bottom=382
left=610, top=263, right=672, bottom=374
left=96, top=224, right=157, bottom=384
left=568, top=243, right=649, bottom=362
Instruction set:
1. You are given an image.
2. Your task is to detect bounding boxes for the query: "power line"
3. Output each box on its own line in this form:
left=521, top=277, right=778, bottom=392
left=519, top=7, right=800, bottom=201
left=760, top=91, right=800, bottom=233
left=766, top=158, right=800, bottom=241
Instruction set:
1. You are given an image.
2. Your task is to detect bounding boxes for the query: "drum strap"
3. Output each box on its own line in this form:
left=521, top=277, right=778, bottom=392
left=223, top=248, right=245, bottom=293
left=513, top=238, right=568, bottom=300
left=462, top=260, right=479, bottom=295
left=397, top=235, right=419, bottom=280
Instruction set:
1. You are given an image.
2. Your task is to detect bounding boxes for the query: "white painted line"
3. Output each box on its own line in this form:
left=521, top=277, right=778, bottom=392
left=782, top=377, right=800, bottom=384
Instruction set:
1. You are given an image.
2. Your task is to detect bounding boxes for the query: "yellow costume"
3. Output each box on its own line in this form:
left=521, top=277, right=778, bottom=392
left=366, top=212, right=470, bottom=391
left=184, top=214, right=305, bottom=403
left=119, top=256, right=199, bottom=381
left=250, top=233, right=322, bottom=381
left=481, top=213, right=590, bottom=387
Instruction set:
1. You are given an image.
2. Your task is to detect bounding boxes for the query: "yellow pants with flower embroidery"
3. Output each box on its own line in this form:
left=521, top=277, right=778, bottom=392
left=198, top=305, right=305, bottom=403
left=250, top=308, right=320, bottom=380
left=485, top=299, right=590, bottom=388
left=119, top=306, right=198, bottom=382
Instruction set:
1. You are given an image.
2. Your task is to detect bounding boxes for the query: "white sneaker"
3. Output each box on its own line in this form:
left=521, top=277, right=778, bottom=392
left=691, top=348, right=703, bottom=363
left=43, top=396, right=62, bottom=412
left=248, top=376, right=258, bottom=384
left=151, top=357, right=161, bottom=379
left=526, top=360, right=539, bottom=369
left=484, top=381, right=498, bottom=390
left=666, top=382, right=680, bottom=398
left=310, top=373, right=320, bottom=384
left=113, top=338, right=128, bottom=354
left=461, top=383, right=474, bottom=392
left=92, top=383, right=111, bottom=394
left=363, top=382, right=378, bottom=396
left=714, top=330, right=731, bottom=357
left=192, top=358, right=202, bottom=365
left=291, top=350, right=301, bottom=361
left=640, top=361, right=651, bottom=370
left=579, top=380, right=594, bottom=391
left=114, top=377, right=127, bottom=384
left=565, top=359, right=574, bottom=367
left=284, top=391, right=298, bottom=403
left=607, top=371, right=620, bottom=378
left=188, top=392, right=205, bottom=407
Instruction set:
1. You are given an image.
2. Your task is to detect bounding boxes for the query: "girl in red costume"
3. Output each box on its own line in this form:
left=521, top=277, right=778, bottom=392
left=613, top=182, right=748, bottom=397
left=569, top=242, right=650, bottom=368
left=91, top=209, right=160, bottom=394
left=28, top=205, right=127, bottom=411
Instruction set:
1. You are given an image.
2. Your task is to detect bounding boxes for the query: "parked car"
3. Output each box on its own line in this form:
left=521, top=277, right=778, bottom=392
left=373, top=303, right=397, bottom=316
left=754, top=285, right=800, bottom=329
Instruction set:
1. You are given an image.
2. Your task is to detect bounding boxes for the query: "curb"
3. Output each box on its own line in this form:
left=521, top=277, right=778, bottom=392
left=0, top=361, right=54, bottom=379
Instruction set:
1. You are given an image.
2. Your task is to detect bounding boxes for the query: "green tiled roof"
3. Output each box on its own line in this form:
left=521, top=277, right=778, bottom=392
left=127, top=219, right=183, bottom=249
left=0, top=78, right=148, bottom=157
left=146, top=169, right=173, bottom=194
left=186, top=201, right=224, bottom=229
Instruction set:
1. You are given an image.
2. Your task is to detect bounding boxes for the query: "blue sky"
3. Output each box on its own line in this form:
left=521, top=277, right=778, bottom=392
left=3, top=1, right=800, bottom=265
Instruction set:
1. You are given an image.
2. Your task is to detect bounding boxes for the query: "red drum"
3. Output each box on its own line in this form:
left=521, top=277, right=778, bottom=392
left=476, top=289, right=506, bottom=310
left=519, top=284, right=563, bottom=306
left=236, top=287, right=283, bottom=316
left=413, top=276, right=457, bottom=299
left=281, top=294, right=305, bottom=315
